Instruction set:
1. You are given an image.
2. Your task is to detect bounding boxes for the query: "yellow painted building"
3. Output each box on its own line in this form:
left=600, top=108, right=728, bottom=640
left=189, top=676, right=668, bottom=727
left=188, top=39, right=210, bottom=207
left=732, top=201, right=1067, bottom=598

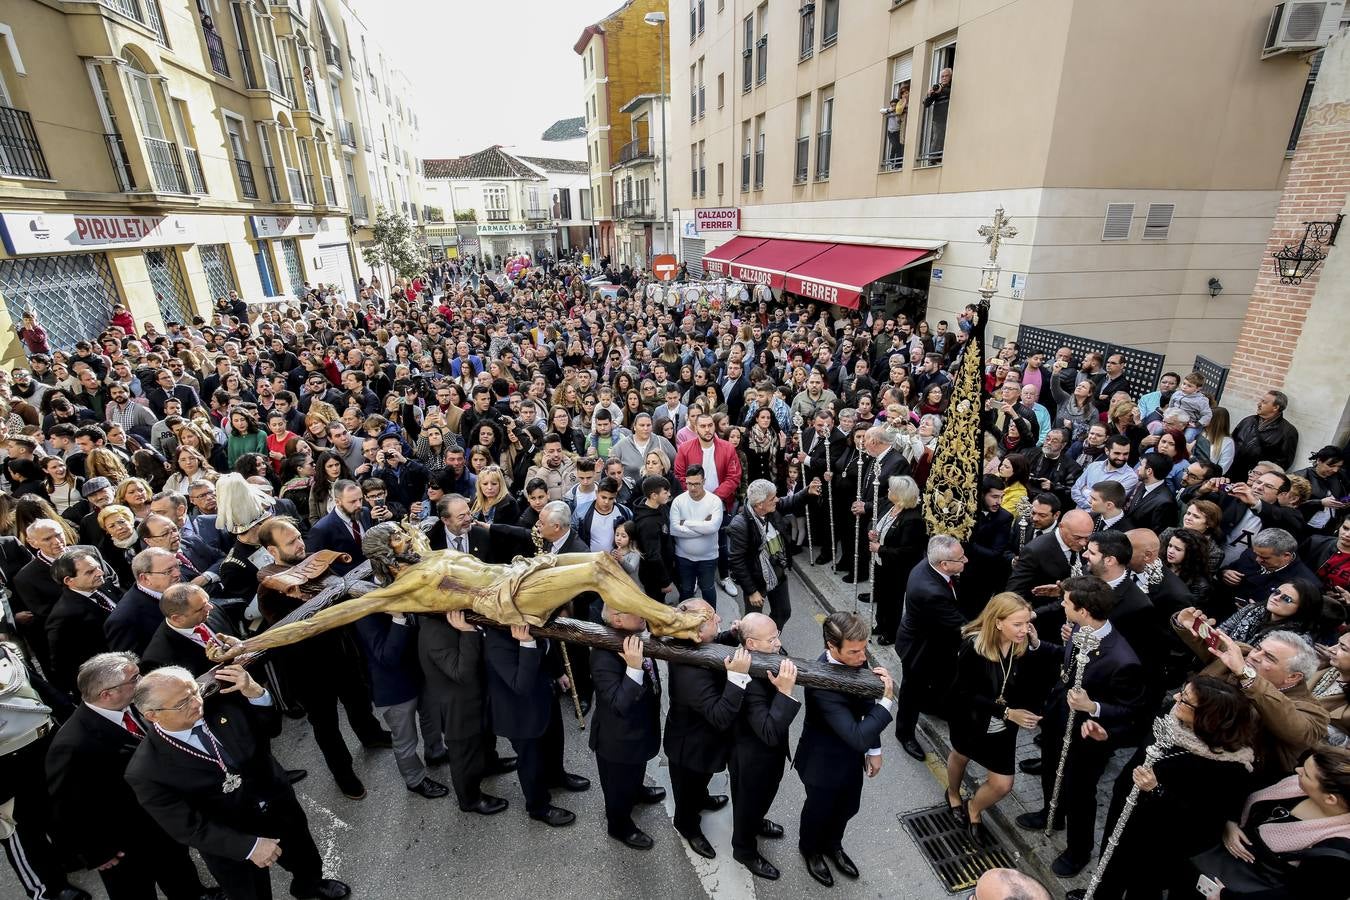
left=0, top=0, right=427, bottom=364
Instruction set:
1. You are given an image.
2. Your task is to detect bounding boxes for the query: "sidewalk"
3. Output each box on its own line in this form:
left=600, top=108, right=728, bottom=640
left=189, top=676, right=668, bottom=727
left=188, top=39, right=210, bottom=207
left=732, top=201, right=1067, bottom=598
left=789, top=553, right=1133, bottom=899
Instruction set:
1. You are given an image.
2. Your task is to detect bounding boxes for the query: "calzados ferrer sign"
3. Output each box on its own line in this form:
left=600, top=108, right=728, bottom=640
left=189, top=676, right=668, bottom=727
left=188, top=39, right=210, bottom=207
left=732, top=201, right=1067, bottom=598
left=693, top=207, right=739, bottom=232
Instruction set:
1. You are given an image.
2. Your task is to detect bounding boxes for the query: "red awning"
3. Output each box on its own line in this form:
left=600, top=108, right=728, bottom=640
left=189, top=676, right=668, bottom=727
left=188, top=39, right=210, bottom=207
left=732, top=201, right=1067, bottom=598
left=701, top=236, right=767, bottom=277
left=726, top=239, right=833, bottom=289
left=785, top=243, right=934, bottom=309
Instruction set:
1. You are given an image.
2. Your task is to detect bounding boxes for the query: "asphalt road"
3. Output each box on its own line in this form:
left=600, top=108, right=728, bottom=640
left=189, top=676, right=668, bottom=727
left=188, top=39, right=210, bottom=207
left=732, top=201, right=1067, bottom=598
left=8, top=570, right=963, bottom=900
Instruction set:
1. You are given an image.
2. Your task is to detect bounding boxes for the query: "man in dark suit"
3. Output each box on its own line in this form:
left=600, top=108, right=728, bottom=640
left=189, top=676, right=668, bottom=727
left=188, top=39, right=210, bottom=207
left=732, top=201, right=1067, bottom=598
left=729, top=613, right=801, bottom=880
left=795, top=612, right=895, bottom=888
left=1085, top=531, right=1166, bottom=707
left=1125, top=528, right=1196, bottom=686
left=304, top=480, right=369, bottom=575
left=893, top=535, right=967, bottom=760
left=1088, top=480, right=1134, bottom=534
left=106, top=548, right=182, bottom=655
left=1014, top=575, right=1147, bottom=879
left=126, top=666, right=350, bottom=900
left=425, top=494, right=491, bottom=556
left=797, top=409, right=843, bottom=566
left=1127, top=453, right=1178, bottom=535
left=663, top=597, right=750, bottom=860
left=140, top=583, right=239, bottom=676
left=46, top=547, right=118, bottom=693
left=11, top=517, right=69, bottom=670
left=46, top=652, right=217, bottom=900
left=145, top=368, right=202, bottom=418
left=589, top=605, right=666, bottom=850
left=721, top=357, right=751, bottom=424
left=1006, top=509, right=1095, bottom=607
left=841, top=427, right=910, bottom=585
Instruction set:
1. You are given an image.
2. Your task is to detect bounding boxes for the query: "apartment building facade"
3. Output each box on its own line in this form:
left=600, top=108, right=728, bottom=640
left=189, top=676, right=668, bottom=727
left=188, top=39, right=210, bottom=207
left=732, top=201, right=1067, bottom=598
left=671, top=0, right=1324, bottom=368
left=575, top=0, right=669, bottom=262
left=0, top=0, right=427, bottom=362
left=611, top=92, right=672, bottom=268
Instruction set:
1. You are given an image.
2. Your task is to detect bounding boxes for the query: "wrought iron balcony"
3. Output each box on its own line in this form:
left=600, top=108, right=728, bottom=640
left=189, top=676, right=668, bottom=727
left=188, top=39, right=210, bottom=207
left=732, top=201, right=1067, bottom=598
left=233, top=156, right=258, bottom=199
left=616, top=138, right=654, bottom=165
left=619, top=198, right=655, bottom=220
left=484, top=209, right=509, bottom=222
left=105, top=133, right=135, bottom=191
left=261, top=54, right=285, bottom=98
left=323, top=41, right=343, bottom=71
left=0, top=106, right=51, bottom=179
left=352, top=193, right=369, bottom=220
left=339, top=119, right=356, bottom=148
left=183, top=146, right=207, bottom=193
left=144, top=137, right=188, bottom=194
left=286, top=167, right=309, bottom=203
left=263, top=165, right=281, bottom=202
left=99, top=0, right=168, bottom=46
left=203, top=26, right=229, bottom=77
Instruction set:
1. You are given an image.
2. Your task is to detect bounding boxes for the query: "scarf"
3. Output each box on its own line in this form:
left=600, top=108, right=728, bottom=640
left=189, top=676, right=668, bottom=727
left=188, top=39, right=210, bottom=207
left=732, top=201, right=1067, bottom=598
left=748, top=424, right=775, bottom=455
left=751, top=509, right=779, bottom=593
left=1164, top=719, right=1255, bottom=771
left=1240, top=773, right=1350, bottom=855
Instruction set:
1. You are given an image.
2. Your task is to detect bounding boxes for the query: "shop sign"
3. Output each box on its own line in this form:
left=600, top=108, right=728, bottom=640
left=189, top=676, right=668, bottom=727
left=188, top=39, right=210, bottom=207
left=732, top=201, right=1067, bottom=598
left=0, top=211, right=196, bottom=255
left=250, top=215, right=319, bottom=239
left=693, top=208, right=739, bottom=232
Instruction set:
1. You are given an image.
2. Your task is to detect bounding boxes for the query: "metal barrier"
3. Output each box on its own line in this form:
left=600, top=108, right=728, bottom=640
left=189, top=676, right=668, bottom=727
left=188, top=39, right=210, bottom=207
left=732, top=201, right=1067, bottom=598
left=1192, top=354, right=1230, bottom=401
left=1014, top=325, right=1165, bottom=398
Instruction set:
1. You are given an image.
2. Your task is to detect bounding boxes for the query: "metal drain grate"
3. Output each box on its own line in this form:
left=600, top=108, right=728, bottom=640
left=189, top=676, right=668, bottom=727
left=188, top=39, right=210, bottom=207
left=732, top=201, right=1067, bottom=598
left=900, top=804, right=1018, bottom=893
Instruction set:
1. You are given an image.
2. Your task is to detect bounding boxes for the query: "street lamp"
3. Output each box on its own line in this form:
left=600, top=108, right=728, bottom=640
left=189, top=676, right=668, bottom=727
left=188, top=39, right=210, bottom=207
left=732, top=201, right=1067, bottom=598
left=644, top=10, right=672, bottom=263
left=1272, top=216, right=1342, bottom=284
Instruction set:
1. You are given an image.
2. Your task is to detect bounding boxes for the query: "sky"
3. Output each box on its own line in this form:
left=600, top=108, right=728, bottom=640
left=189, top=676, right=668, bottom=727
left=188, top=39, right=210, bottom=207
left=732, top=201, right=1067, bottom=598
left=364, top=0, right=625, bottom=160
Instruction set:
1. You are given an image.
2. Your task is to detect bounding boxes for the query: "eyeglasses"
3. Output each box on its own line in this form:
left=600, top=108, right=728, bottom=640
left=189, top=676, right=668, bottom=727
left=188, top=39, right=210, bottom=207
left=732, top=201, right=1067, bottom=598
left=149, top=565, right=182, bottom=577
left=150, top=687, right=201, bottom=713
left=1173, top=694, right=1196, bottom=710
left=107, top=673, right=141, bottom=692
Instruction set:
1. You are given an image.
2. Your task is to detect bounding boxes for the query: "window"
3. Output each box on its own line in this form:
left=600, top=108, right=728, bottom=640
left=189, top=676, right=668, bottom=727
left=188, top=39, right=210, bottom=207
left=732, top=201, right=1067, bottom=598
left=690, top=0, right=697, bottom=41
left=717, top=73, right=724, bottom=108
left=795, top=96, right=811, bottom=182
left=799, top=2, right=814, bottom=60
left=697, top=58, right=705, bottom=118
left=0, top=68, right=50, bottom=180
left=881, top=53, right=911, bottom=171
left=484, top=185, right=508, bottom=220
left=816, top=88, right=833, bottom=179
left=741, top=16, right=753, bottom=92
left=690, top=64, right=698, bottom=122
left=698, top=0, right=705, bottom=33
left=170, top=99, right=206, bottom=193
left=755, top=5, right=768, bottom=86
left=917, top=40, right=955, bottom=167
left=224, top=115, right=256, bottom=199
left=698, top=141, right=706, bottom=196
left=691, top=142, right=699, bottom=196
left=255, top=241, right=278, bottom=296
left=753, top=116, right=765, bottom=189
left=740, top=121, right=751, bottom=191
left=198, top=244, right=237, bottom=302
left=820, top=0, right=839, bottom=47
left=559, top=188, right=572, bottom=220
left=716, top=162, right=724, bottom=196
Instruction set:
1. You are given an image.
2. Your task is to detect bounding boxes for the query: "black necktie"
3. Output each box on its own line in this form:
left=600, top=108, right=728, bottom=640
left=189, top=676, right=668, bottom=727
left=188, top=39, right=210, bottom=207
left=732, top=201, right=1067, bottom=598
left=191, top=724, right=236, bottom=770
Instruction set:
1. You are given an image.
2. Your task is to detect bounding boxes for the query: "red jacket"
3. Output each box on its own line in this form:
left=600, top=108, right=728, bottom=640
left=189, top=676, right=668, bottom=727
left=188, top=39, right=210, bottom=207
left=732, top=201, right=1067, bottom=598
left=673, top=436, right=742, bottom=511
left=110, top=311, right=136, bottom=335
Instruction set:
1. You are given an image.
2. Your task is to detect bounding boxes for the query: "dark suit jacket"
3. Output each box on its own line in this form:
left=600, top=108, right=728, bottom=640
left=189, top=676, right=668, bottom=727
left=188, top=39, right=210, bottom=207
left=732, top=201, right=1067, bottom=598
left=1006, top=531, right=1075, bottom=603
left=0, top=536, right=32, bottom=588
left=305, top=509, right=372, bottom=574
left=860, top=448, right=910, bottom=519
left=141, top=623, right=212, bottom=676
left=1043, top=627, right=1147, bottom=745
left=731, top=671, right=800, bottom=772
left=13, top=555, right=62, bottom=619
left=353, top=613, right=422, bottom=707
left=794, top=652, right=892, bottom=788
left=46, top=587, right=113, bottom=691
left=483, top=626, right=555, bottom=741
left=105, top=585, right=164, bottom=655
left=589, top=643, right=661, bottom=765
left=125, top=699, right=290, bottom=863
left=1130, top=483, right=1178, bottom=534
left=876, top=507, right=927, bottom=579
left=46, top=705, right=168, bottom=867
left=1108, top=578, right=1165, bottom=700
left=895, top=561, right=964, bottom=669
left=663, top=637, right=745, bottom=774
left=426, top=521, right=491, bottom=557
left=418, top=614, right=488, bottom=743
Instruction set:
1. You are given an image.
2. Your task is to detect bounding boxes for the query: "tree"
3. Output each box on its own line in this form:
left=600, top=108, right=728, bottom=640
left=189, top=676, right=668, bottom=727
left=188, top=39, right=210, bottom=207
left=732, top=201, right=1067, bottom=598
left=361, top=205, right=427, bottom=283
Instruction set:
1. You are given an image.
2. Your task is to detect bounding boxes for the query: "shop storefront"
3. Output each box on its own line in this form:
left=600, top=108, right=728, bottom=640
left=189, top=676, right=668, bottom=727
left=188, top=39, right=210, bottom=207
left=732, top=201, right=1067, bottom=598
left=249, top=215, right=318, bottom=300
left=474, top=222, right=556, bottom=263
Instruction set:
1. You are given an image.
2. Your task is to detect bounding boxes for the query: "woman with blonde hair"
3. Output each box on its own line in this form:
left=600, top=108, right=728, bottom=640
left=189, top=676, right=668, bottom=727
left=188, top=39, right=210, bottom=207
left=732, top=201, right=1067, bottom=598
left=85, top=447, right=129, bottom=485
left=471, top=465, right=520, bottom=526
left=114, top=477, right=153, bottom=521
left=96, top=503, right=138, bottom=588
left=945, top=592, right=1053, bottom=836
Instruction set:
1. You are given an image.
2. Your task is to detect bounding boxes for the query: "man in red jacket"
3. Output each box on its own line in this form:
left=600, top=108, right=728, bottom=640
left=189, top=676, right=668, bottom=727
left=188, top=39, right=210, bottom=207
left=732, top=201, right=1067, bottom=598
left=674, top=412, right=743, bottom=597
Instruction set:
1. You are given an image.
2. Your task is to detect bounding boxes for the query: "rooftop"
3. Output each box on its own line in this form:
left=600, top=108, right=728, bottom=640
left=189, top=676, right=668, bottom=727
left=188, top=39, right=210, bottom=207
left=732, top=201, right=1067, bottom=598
left=541, top=117, right=586, bottom=142
left=519, top=156, right=590, bottom=175
left=421, top=146, right=543, bottom=181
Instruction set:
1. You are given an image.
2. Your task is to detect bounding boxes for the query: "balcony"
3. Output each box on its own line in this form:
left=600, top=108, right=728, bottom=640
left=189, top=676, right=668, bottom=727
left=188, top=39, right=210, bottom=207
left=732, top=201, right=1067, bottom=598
left=0, top=106, right=51, bottom=179
left=753, top=148, right=764, bottom=190
left=322, top=175, right=337, bottom=206
left=525, top=207, right=550, bottom=221
left=698, top=85, right=705, bottom=118
left=183, top=146, right=207, bottom=193
left=238, top=47, right=259, bottom=90
left=263, top=164, right=281, bottom=202
left=362, top=134, right=373, bottom=152
left=352, top=193, right=369, bottom=221
left=105, top=133, right=135, bottom=191
left=618, top=198, right=655, bottom=220
left=269, top=0, right=304, bottom=22
left=423, top=205, right=444, bottom=223
left=339, top=119, right=356, bottom=149
left=202, top=26, right=230, bottom=77
left=305, top=80, right=322, bottom=118
left=815, top=130, right=832, bottom=179
left=261, top=54, right=285, bottom=98
left=286, top=167, right=309, bottom=204
left=379, top=141, right=388, bottom=160
left=144, top=137, right=188, bottom=194
left=616, top=138, right=654, bottom=165
left=233, top=156, right=258, bottom=199
left=323, top=41, right=343, bottom=72
left=484, top=208, right=509, bottom=222
left=794, top=136, right=809, bottom=183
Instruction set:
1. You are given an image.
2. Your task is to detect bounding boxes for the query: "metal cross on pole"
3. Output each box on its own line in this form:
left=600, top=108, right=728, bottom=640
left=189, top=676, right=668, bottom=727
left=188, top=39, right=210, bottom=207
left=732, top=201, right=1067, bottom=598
left=976, top=205, right=1018, bottom=300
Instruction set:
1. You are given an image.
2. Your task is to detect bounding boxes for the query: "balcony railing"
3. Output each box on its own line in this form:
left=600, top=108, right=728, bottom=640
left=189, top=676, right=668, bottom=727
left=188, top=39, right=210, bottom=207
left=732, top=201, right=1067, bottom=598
left=238, top=47, right=259, bottom=90
left=261, top=54, right=285, bottom=97
left=339, top=119, right=356, bottom=148
left=286, top=167, right=309, bottom=203
left=619, top=198, right=655, bottom=219
left=484, top=208, right=509, bottom=222
left=379, top=141, right=388, bottom=160
left=203, top=26, right=229, bottom=77
left=305, top=80, right=321, bottom=117
left=183, top=146, right=207, bottom=193
left=0, top=106, right=51, bottom=179
left=233, top=157, right=258, bottom=199
left=323, top=41, right=343, bottom=71
left=698, top=85, right=705, bottom=118
left=99, top=0, right=168, bottom=46
left=322, top=175, right=337, bottom=206
left=880, top=108, right=903, bottom=171
left=263, top=164, right=281, bottom=202
left=616, top=138, right=654, bottom=165
left=740, top=153, right=750, bottom=191
left=362, top=134, right=373, bottom=152
left=352, top=193, right=369, bottom=220
left=794, top=136, right=809, bottom=183
left=144, top=137, right=188, bottom=194
left=105, top=133, right=135, bottom=191
left=753, top=148, right=764, bottom=189
left=815, top=130, right=832, bottom=179
left=525, top=207, right=549, bottom=220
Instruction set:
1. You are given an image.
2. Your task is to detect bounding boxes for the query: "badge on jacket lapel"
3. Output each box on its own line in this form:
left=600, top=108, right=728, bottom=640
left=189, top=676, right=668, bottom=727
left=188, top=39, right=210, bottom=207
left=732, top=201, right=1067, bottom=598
left=219, top=717, right=228, bottom=725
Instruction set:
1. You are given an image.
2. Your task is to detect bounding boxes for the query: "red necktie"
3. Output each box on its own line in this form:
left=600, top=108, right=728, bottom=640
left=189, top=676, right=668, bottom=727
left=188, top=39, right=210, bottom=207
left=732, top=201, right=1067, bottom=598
left=193, top=624, right=213, bottom=645
left=176, top=552, right=195, bottom=572
left=122, top=710, right=143, bottom=737
left=350, top=519, right=361, bottom=544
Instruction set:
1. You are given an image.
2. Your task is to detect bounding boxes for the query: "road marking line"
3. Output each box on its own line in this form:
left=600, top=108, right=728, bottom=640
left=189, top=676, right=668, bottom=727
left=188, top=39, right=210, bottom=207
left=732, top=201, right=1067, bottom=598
left=651, top=760, right=756, bottom=900
left=298, top=793, right=351, bottom=878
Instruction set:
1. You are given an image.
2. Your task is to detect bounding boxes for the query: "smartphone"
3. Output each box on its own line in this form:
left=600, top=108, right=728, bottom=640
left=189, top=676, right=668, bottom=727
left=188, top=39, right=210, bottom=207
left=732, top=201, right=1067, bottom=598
left=1190, top=617, right=1222, bottom=651
left=1195, top=874, right=1222, bottom=898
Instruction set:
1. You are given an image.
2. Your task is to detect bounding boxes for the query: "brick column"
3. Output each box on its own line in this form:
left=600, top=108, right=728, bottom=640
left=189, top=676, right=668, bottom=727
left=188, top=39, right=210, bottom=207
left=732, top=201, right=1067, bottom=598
left=1224, top=31, right=1350, bottom=440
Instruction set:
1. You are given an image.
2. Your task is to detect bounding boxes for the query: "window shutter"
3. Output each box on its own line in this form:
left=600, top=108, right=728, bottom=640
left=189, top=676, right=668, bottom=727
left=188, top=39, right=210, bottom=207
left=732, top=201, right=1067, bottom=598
left=1101, top=203, right=1134, bottom=241
left=1142, top=203, right=1175, bottom=240
left=892, top=55, right=912, bottom=86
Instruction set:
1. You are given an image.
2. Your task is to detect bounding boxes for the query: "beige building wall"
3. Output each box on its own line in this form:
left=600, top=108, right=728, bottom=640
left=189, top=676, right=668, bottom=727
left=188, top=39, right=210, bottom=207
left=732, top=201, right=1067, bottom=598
left=671, top=0, right=1314, bottom=369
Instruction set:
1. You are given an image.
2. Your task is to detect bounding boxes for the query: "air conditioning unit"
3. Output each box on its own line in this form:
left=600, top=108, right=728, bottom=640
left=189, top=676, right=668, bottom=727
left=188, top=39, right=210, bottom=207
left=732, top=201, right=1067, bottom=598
left=1262, top=1, right=1345, bottom=58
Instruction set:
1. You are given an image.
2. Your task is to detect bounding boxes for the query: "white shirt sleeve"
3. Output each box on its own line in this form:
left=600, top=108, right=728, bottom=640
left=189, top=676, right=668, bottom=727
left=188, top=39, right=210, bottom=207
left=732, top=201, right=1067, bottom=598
left=625, top=666, right=643, bottom=685
left=726, top=671, right=752, bottom=689
left=247, top=689, right=272, bottom=707
left=520, top=640, right=538, bottom=649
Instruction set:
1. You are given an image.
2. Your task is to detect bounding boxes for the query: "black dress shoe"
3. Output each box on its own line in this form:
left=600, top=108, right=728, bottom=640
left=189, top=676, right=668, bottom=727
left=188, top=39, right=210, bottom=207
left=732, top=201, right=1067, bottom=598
left=900, top=737, right=926, bottom=761
left=488, top=756, right=518, bottom=774
left=283, top=704, right=307, bottom=719
left=425, top=751, right=449, bottom=766
left=529, top=805, right=576, bottom=827
left=840, top=572, right=857, bottom=584
left=612, top=828, right=654, bottom=850
left=460, top=794, right=508, bottom=815
left=813, top=552, right=833, bottom=566
left=1015, top=809, right=1048, bottom=831
left=55, top=889, right=91, bottom=900
left=803, top=852, right=834, bottom=887
left=336, top=774, right=366, bottom=800
left=637, top=784, right=667, bottom=804
left=360, top=731, right=394, bottom=749
left=1018, top=757, right=1043, bottom=775
left=758, top=818, right=784, bottom=839
left=685, top=833, right=716, bottom=859
left=1051, top=852, right=1088, bottom=878
left=701, top=793, right=729, bottom=811
left=738, top=853, right=780, bottom=880
left=555, top=772, right=590, bottom=792
left=289, top=879, right=350, bottom=900
left=579, top=698, right=592, bottom=716
left=407, top=776, right=449, bottom=799
left=828, top=848, right=859, bottom=879
left=285, top=768, right=308, bottom=785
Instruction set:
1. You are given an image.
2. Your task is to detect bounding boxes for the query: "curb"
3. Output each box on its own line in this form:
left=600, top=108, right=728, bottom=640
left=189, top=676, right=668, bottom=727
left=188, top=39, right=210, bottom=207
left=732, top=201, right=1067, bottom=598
left=789, top=558, right=1070, bottom=897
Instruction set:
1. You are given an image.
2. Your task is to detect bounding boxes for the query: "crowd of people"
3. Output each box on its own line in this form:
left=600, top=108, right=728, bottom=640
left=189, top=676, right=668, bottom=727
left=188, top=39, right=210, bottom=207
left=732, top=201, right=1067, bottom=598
left=0, top=251, right=1346, bottom=900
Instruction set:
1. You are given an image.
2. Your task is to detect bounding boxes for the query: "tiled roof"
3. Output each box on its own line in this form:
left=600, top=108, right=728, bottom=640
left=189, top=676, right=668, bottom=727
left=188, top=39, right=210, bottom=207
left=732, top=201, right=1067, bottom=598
left=519, top=156, right=590, bottom=175
left=541, top=117, right=586, bottom=141
left=421, top=146, right=542, bottom=180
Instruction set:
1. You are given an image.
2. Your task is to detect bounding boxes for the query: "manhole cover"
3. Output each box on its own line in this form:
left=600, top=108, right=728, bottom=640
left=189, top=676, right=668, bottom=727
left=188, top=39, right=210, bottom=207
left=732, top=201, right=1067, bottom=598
left=899, top=804, right=1018, bottom=894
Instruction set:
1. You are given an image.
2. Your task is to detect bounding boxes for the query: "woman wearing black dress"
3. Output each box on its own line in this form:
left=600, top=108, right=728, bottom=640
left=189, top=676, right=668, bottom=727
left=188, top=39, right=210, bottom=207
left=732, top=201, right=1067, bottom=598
left=865, top=475, right=927, bottom=644
left=945, top=592, right=1053, bottom=835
